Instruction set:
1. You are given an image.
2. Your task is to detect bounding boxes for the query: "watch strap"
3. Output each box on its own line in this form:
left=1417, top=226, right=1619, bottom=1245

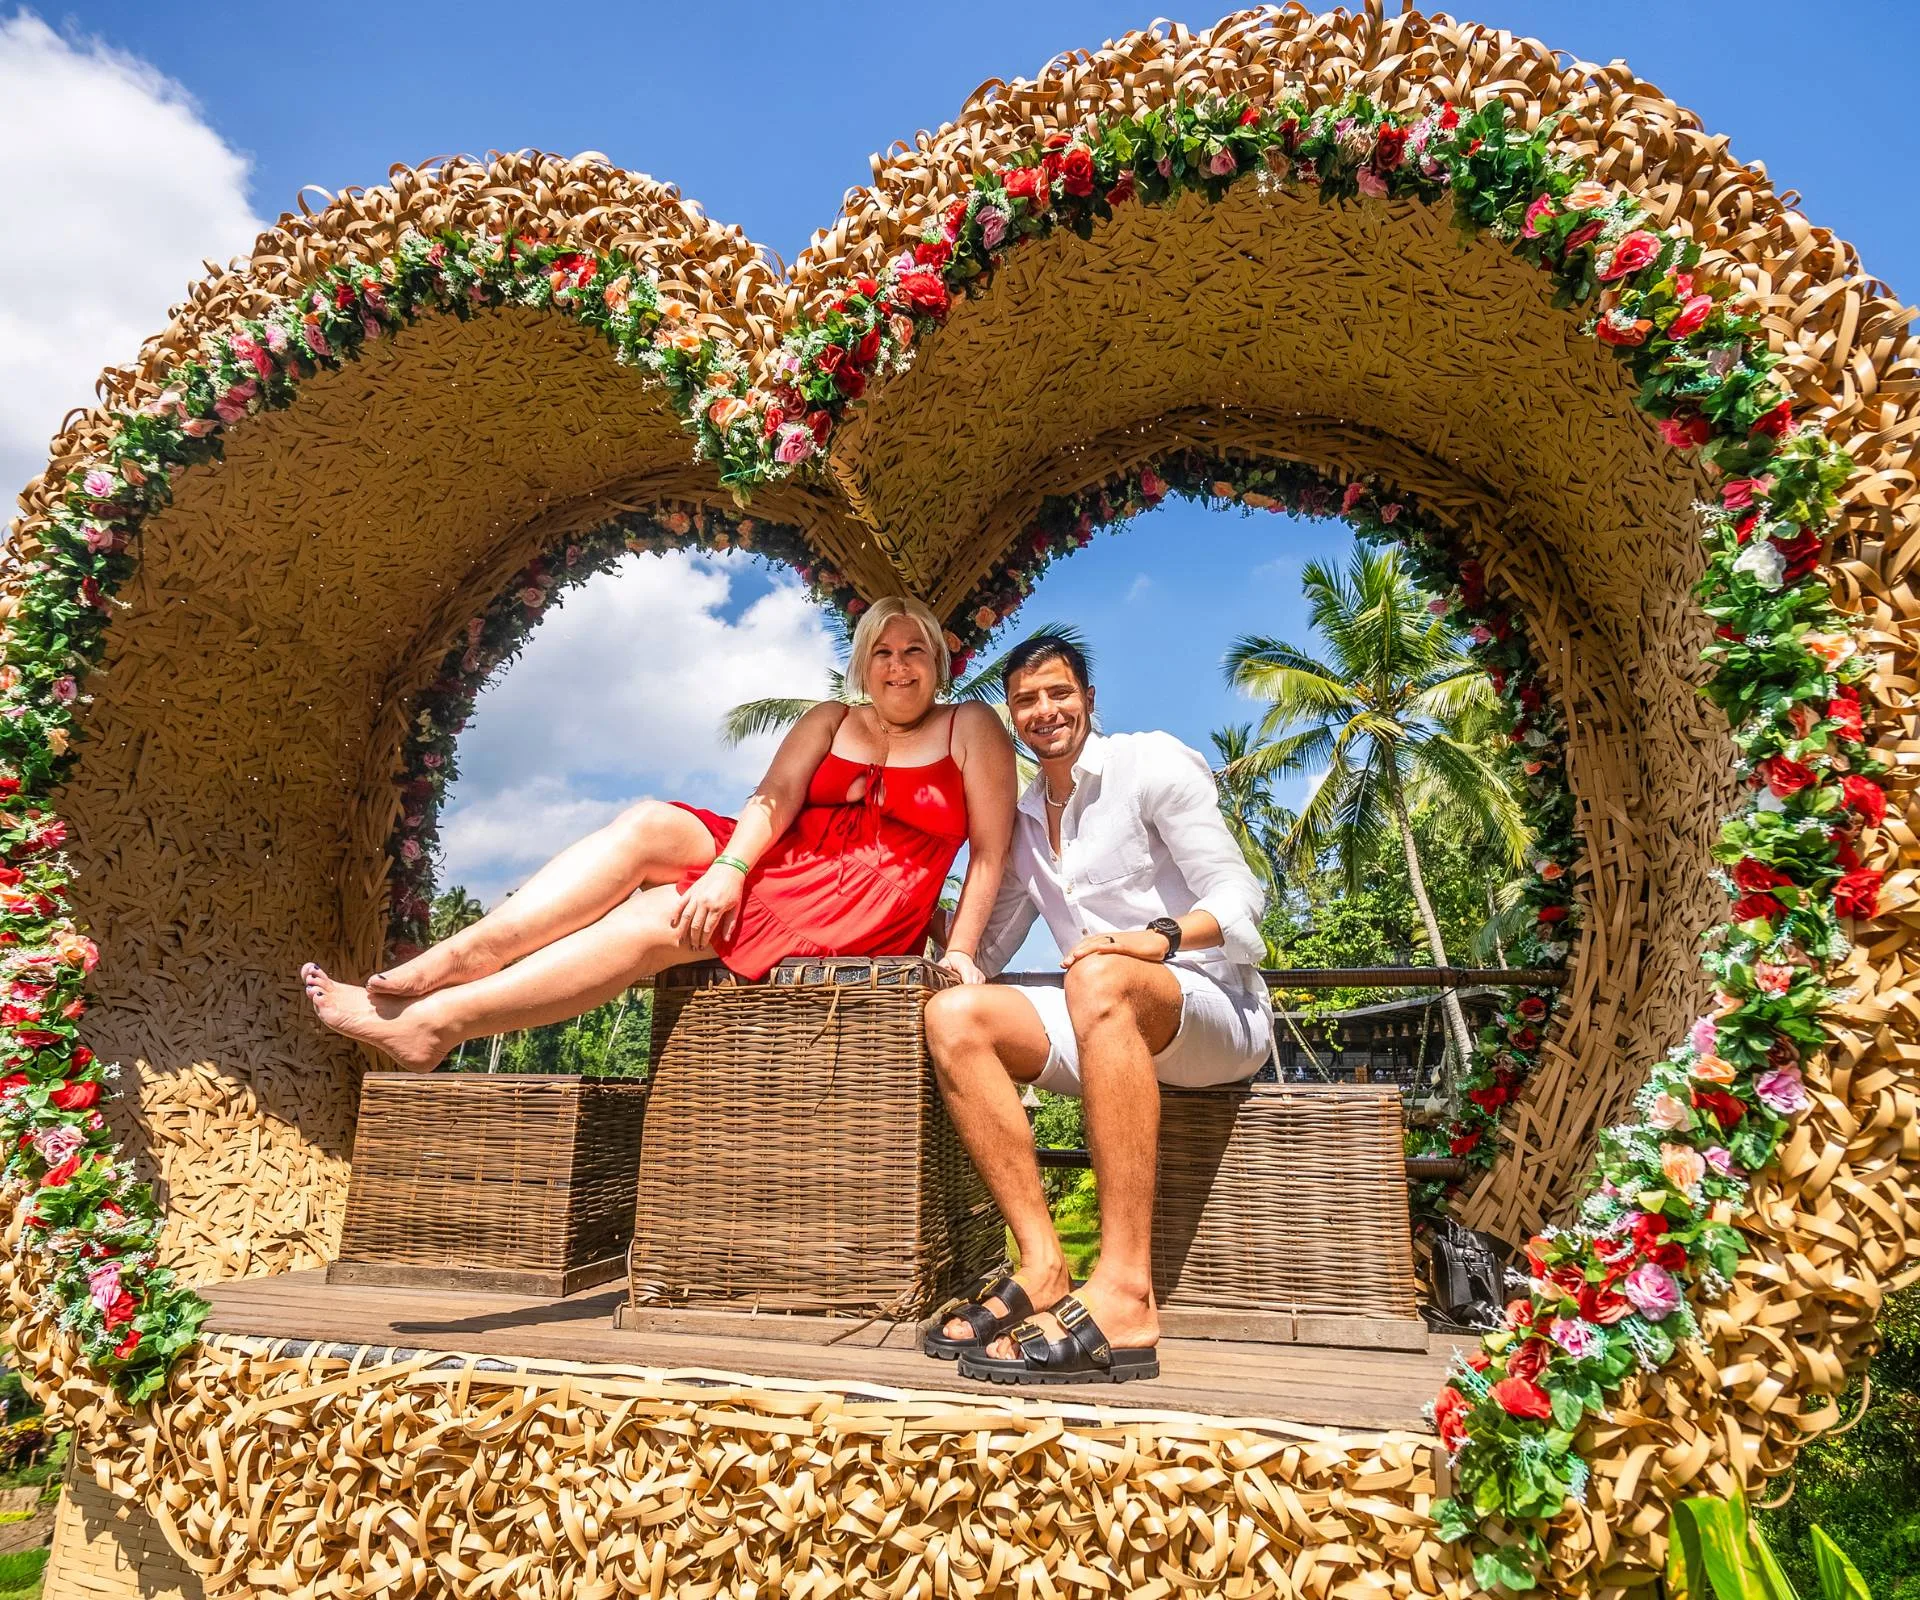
left=1147, top=916, right=1182, bottom=959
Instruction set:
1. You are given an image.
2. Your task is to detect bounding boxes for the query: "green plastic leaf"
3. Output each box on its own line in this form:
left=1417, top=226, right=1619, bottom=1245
left=1808, top=1527, right=1872, bottom=1600
left=1472, top=1547, right=1539, bottom=1594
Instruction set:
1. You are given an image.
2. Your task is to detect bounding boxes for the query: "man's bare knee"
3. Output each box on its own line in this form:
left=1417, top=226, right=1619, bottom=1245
left=1064, top=958, right=1151, bottom=1036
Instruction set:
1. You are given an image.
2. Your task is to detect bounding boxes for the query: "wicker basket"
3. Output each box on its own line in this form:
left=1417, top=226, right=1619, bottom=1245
left=1154, top=1083, right=1420, bottom=1333
left=330, top=1073, right=648, bottom=1296
left=629, top=958, right=1002, bottom=1320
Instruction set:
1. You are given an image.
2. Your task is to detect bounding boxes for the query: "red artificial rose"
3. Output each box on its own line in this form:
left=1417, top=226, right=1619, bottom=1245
left=1667, top=293, right=1714, bottom=340
left=73, top=1045, right=93, bottom=1068
left=1374, top=125, right=1409, bottom=171
left=1578, top=1281, right=1635, bottom=1326
left=1827, top=690, right=1865, bottom=743
left=1537, top=903, right=1568, bottom=924
left=1518, top=995, right=1549, bottom=1021
left=50, top=1079, right=98, bottom=1111
left=1562, top=219, right=1603, bottom=257
left=816, top=343, right=846, bottom=377
left=1506, top=1298, right=1536, bottom=1329
left=1106, top=171, right=1136, bottom=206
left=1758, top=755, right=1817, bottom=798
left=1598, top=230, right=1660, bottom=282
left=1752, top=401, right=1795, bottom=438
left=1834, top=868, right=1884, bottom=920
left=837, top=367, right=866, bottom=401
left=1468, top=1352, right=1491, bottom=1373
left=805, top=410, right=833, bottom=444
left=42, top=1152, right=82, bottom=1187
left=1731, top=891, right=1785, bottom=923
left=1842, top=775, right=1887, bottom=827
left=1059, top=146, right=1096, bottom=198
left=1439, top=105, right=1460, bottom=131
left=1732, top=857, right=1792, bottom=893
left=912, top=237, right=953, bottom=269
left=855, top=327, right=882, bottom=366
left=895, top=271, right=950, bottom=319
left=1003, top=167, right=1043, bottom=205
left=104, top=1286, right=137, bottom=1329
left=1238, top=105, right=1262, bottom=127
left=1597, top=316, right=1653, bottom=347
left=1692, top=1087, right=1748, bottom=1129
left=1771, top=527, right=1823, bottom=581
left=1489, top=1376, right=1554, bottom=1420
left=0, top=777, right=17, bottom=799
left=942, top=199, right=968, bottom=238
left=1449, top=1129, right=1483, bottom=1157
left=1468, top=1084, right=1509, bottom=1112
left=855, top=276, right=879, bottom=298
left=1659, top=412, right=1713, bottom=451
left=1433, top=1385, right=1471, bottom=1452
left=112, top=1327, right=141, bottom=1360
left=1647, top=1240, right=1688, bottom=1272
left=1505, top=1337, right=1551, bottom=1384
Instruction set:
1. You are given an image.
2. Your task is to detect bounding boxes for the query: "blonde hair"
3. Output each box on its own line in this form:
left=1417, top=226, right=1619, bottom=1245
left=847, top=596, right=951, bottom=697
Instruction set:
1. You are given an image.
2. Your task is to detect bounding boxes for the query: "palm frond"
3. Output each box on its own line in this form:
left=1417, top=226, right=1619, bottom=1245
left=720, top=697, right=830, bottom=745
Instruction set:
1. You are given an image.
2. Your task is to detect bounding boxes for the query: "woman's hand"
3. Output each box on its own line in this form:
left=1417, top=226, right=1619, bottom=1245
left=1062, top=929, right=1171, bottom=968
left=671, top=864, right=745, bottom=951
left=939, top=950, right=987, bottom=986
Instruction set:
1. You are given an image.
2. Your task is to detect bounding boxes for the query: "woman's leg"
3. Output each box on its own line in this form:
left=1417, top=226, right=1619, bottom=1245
left=306, top=885, right=704, bottom=1069
left=368, top=801, right=716, bottom=997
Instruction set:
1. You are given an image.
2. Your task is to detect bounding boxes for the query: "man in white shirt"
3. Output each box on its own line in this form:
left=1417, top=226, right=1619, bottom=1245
left=922, top=635, right=1273, bottom=1384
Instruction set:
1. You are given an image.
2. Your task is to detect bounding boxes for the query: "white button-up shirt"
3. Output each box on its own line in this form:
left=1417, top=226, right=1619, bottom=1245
left=977, top=731, right=1271, bottom=1002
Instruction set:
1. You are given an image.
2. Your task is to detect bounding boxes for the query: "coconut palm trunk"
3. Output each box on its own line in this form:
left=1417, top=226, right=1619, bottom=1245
left=1386, top=773, right=1475, bottom=1079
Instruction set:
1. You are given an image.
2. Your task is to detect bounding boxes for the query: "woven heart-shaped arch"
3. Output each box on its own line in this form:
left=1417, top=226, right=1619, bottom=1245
left=3, top=9, right=1915, bottom=1597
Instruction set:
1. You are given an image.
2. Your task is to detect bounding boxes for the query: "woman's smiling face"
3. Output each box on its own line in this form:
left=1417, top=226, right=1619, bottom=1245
left=863, top=615, right=939, bottom=723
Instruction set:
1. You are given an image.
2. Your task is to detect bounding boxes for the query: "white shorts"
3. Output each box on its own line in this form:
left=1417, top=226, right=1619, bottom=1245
left=1018, top=965, right=1275, bottom=1098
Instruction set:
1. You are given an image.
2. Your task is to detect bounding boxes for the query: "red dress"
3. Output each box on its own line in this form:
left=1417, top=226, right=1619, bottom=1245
left=674, top=715, right=969, bottom=981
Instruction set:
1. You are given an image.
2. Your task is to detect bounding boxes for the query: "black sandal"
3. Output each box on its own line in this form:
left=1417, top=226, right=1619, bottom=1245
left=920, top=1273, right=1036, bottom=1360
left=956, top=1293, right=1160, bottom=1385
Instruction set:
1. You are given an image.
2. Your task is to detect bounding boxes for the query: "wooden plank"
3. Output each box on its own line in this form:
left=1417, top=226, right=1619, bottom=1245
left=198, top=1272, right=1450, bottom=1432
left=616, top=1303, right=924, bottom=1349
left=993, top=967, right=1565, bottom=990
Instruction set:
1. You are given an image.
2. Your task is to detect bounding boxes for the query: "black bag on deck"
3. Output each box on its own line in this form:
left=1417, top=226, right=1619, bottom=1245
left=1424, top=1219, right=1515, bottom=1333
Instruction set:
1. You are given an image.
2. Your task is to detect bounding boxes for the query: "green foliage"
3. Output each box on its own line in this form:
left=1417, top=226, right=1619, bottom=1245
left=0, top=1546, right=48, bottom=1599
left=1030, top=1091, right=1086, bottom=1206
left=1668, top=1481, right=1886, bottom=1600
left=1759, top=1288, right=1920, bottom=1600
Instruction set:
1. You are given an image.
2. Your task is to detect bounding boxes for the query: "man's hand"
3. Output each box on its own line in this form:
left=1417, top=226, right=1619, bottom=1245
left=938, top=950, right=987, bottom=985
left=1061, top=929, right=1172, bottom=967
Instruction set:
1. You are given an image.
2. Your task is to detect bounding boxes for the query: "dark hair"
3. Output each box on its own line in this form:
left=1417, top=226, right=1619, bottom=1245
left=1001, top=632, right=1091, bottom=694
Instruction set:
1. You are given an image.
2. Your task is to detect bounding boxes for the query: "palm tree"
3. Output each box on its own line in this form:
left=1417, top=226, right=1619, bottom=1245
left=429, top=885, right=486, bottom=943
left=721, top=623, right=1096, bottom=768
left=1222, top=546, right=1527, bottom=1073
left=1209, top=723, right=1293, bottom=893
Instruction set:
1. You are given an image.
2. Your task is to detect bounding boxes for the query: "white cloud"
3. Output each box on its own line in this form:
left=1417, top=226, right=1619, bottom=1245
left=439, top=549, right=839, bottom=905
left=0, top=12, right=263, bottom=503
left=1125, top=574, right=1153, bottom=602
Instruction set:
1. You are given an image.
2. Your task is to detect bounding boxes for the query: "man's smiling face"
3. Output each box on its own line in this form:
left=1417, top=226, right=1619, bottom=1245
left=1006, top=655, right=1093, bottom=764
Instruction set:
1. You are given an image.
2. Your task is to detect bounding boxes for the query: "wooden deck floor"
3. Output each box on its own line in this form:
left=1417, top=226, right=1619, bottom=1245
left=202, top=1271, right=1456, bottom=1434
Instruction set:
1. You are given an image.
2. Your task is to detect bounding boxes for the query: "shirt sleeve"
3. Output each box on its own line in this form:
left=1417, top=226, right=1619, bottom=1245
left=974, top=869, right=1039, bottom=979
left=1139, top=734, right=1269, bottom=966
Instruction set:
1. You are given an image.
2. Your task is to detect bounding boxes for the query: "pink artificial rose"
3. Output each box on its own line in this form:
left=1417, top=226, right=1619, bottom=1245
left=1341, top=482, right=1367, bottom=514
left=50, top=677, right=78, bottom=705
left=1548, top=1316, right=1602, bottom=1360
left=1668, top=293, right=1714, bottom=340
left=1357, top=167, right=1388, bottom=197
left=1379, top=502, right=1402, bottom=523
left=1704, top=1146, right=1736, bottom=1176
left=213, top=382, right=257, bottom=424
left=1688, top=1016, right=1717, bottom=1056
left=82, top=469, right=116, bottom=500
left=774, top=425, right=816, bottom=466
left=1208, top=148, right=1238, bottom=176
left=1621, top=1261, right=1681, bottom=1320
left=1599, top=230, right=1661, bottom=282
left=86, top=1260, right=123, bottom=1316
left=1648, top=1092, right=1691, bottom=1131
left=976, top=204, right=1009, bottom=251
left=82, top=525, right=116, bottom=554
left=1521, top=194, right=1556, bottom=239
left=35, top=1125, right=83, bottom=1169
left=1754, top=1067, right=1810, bottom=1115
left=1139, top=468, right=1168, bottom=502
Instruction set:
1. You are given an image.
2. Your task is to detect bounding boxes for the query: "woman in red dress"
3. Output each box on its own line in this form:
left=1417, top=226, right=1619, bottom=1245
left=302, top=597, right=1018, bottom=1069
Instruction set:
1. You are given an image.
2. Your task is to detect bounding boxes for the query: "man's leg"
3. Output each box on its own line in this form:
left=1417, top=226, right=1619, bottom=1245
left=979, top=954, right=1181, bottom=1358
left=924, top=985, right=1067, bottom=1338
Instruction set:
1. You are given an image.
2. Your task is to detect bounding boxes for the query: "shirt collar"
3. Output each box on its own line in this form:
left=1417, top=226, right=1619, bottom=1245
left=1017, top=732, right=1106, bottom=823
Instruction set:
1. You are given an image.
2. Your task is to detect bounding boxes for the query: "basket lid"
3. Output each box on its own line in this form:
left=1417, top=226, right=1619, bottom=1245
left=654, top=956, right=954, bottom=992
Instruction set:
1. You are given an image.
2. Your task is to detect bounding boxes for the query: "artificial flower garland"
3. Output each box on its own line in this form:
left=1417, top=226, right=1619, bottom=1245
left=0, top=81, right=1880, bottom=1591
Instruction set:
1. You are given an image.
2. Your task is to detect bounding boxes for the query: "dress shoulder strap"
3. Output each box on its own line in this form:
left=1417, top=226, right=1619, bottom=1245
left=947, top=706, right=959, bottom=755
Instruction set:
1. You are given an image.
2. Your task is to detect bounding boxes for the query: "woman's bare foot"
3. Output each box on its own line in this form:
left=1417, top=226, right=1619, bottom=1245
left=363, top=937, right=496, bottom=1000
left=978, top=1273, right=1159, bottom=1360
left=302, top=963, right=450, bottom=1071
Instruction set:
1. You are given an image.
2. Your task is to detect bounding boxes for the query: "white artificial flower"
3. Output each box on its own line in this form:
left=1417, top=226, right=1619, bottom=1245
left=1731, top=540, right=1786, bottom=588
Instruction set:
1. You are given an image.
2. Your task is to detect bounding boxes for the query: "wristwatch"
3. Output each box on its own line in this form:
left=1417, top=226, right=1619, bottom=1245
left=1146, top=916, right=1183, bottom=960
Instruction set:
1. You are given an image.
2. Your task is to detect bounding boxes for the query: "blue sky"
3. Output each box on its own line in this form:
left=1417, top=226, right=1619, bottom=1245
left=3, top=2, right=1915, bottom=915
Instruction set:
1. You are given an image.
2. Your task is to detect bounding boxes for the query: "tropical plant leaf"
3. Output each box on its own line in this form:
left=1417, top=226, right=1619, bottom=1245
left=1809, top=1526, right=1873, bottom=1600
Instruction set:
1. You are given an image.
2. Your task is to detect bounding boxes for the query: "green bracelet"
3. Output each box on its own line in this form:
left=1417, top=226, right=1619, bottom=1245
left=713, top=854, right=752, bottom=876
